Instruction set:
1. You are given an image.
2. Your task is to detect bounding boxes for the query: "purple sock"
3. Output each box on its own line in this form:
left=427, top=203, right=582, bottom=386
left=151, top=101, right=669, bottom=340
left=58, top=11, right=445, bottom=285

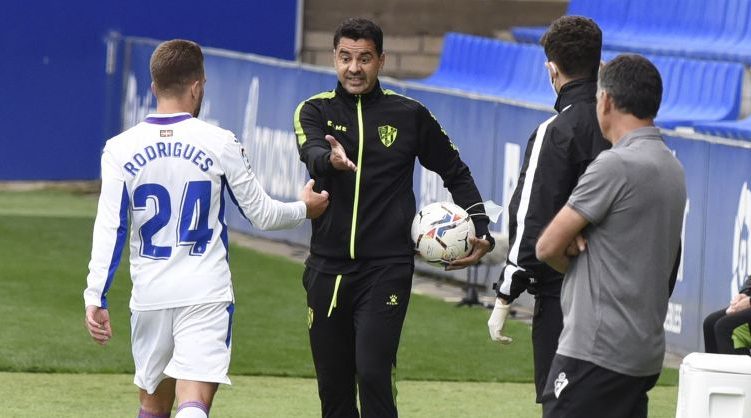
left=137, top=408, right=170, bottom=418
left=177, top=401, right=210, bottom=416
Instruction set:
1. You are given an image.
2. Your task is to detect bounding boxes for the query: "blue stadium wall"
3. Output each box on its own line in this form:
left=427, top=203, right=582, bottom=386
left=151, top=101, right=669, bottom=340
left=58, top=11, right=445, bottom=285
left=89, top=38, right=751, bottom=354
left=0, top=0, right=300, bottom=180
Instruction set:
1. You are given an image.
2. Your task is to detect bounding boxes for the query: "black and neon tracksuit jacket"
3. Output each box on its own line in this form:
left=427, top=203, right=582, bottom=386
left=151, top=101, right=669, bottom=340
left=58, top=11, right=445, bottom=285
left=294, top=81, right=490, bottom=270
left=496, top=79, right=610, bottom=301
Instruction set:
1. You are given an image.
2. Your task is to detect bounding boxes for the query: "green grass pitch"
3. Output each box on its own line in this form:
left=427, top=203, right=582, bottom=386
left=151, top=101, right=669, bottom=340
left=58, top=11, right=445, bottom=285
left=0, top=189, right=678, bottom=417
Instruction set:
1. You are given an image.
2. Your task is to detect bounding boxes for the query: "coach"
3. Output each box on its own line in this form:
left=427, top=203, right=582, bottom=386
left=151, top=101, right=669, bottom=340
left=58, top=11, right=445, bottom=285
left=536, top=54, right=686, bottom=418
left=293, top=17, right=493, bottom=418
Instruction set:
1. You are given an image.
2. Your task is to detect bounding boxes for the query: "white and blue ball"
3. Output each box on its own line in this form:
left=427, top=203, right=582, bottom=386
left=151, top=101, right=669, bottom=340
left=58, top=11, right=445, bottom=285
left=411, top=201, right=475, bottom=268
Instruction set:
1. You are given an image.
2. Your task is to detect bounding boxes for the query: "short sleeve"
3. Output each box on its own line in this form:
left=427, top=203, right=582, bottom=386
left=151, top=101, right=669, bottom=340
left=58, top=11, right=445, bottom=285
left=567, top=151, right=627, bottom=225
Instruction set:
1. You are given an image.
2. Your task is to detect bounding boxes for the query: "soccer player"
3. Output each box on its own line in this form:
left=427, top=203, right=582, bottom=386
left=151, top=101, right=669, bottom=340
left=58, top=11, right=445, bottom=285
left=294, top=17, right=494, bottom=418
left=487, top=15, right=609, bottom=404
left=83, top=39, right=329, bottom=418
left=536, top=54, right=686, bottom=418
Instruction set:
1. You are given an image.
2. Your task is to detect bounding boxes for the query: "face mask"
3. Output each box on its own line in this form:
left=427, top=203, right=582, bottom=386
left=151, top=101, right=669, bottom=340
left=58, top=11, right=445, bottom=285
left=464, top=200, right=504, bottom=224
left=482, top=200, right=504, bottom=223
left=546, top=62, right=558, bottom=94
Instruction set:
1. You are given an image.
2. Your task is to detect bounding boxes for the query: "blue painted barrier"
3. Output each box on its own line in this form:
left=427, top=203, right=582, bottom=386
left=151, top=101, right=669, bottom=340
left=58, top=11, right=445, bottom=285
left=0, top=0, right=301, bottom=180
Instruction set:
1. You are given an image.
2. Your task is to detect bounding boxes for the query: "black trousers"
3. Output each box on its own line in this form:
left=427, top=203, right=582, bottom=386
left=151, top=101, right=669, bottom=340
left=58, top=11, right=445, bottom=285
left=303, top=263, right=413, bottom=418
left=703, top=308, right=751, bottom=354
left=531, top=288, right=564, bottom=403
left=541, top=354, right=659, bottom=418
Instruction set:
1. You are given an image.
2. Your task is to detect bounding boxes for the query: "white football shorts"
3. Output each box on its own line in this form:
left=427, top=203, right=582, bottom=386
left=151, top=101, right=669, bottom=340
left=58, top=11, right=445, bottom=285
left=131, top=302, right=234, bottom=394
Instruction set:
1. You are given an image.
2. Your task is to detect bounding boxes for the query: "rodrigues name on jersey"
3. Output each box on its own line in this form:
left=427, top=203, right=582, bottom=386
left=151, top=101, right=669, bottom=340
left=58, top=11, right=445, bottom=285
left=84, top=113, right=306, bottom=311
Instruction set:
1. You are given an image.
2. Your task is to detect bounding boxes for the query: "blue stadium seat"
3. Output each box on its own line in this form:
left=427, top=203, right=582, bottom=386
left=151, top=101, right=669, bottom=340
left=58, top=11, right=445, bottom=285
left=605, top=0, right=732, bottom=56
left=614, top=0, right=691, bottom=51
left=602, top=52, right=744, bottom=129
left=512, top=0, right=629, bottom=44
left=415, top=34, right=555, bottom=107
left=420, top=33, right=505, bottom=92
left=511, top=26, right=547, bottom=44
left=698, top=0, right=751, bottom=61
left=513, top=0, right=751, bottom=63
left=713, top=0, right=751, bottom=64
left=694, top=118, right=751, bottom=140
left=659, top=59, right=743, bottom=128
left=419, top=35, right=743, bottom=121
left=419, top=33, right=464, bottom=89
left=479, top=39, right=519, bottom=95
left=500, top=44, right=555, bottom=106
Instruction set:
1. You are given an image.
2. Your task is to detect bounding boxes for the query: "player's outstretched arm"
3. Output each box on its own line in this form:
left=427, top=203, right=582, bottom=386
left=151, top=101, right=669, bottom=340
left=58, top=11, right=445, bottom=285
left=85, top=305, right=112, bottom=346
left=223, top=138, right=327, bottom=230
left=300, top=179, right=330, bottom=219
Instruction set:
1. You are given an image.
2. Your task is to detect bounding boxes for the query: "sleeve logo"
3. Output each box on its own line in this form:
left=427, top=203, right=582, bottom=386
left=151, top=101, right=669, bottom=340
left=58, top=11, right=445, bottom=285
left=241, top=147, right=252, bottom=171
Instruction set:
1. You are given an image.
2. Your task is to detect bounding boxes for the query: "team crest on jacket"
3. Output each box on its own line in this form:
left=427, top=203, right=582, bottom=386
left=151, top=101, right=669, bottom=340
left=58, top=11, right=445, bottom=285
left=378, top=125, right=398, bottom=147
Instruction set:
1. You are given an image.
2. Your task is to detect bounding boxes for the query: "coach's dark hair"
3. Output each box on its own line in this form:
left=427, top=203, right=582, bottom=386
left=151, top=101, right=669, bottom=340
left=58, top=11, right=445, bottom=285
left=334, top=18, right=383, bottom=55
left=150, top=39, right=204, bottom=96
left=541, top=16, right=602, bottom=79
left=599, top=54, right=663, bottom=120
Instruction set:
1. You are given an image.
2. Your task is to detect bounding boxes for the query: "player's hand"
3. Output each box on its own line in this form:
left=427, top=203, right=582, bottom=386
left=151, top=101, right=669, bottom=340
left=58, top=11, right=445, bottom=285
left=565, top=234, right=587, bottom=257
left=325, top=135, right=357, bottom=172
left=446, top=236, right=491, bottom=271
left=301, top=179, right=330, bottom=219
left=727, top=294, right=751, bottom=314
left=487, top=298, right=513, bottom=344
left=85, top=305, right=112, bottom=346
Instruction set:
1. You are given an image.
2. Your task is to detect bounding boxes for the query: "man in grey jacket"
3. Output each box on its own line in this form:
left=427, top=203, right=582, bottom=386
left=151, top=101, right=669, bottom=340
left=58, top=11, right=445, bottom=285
left=536, top=54, right=686, bottom=418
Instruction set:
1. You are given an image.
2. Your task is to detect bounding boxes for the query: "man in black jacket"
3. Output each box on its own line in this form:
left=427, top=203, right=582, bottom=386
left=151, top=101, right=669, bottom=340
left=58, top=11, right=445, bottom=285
left=294, top=17, right=493, bottom=418
left=487, top=16, right=610, bottom=404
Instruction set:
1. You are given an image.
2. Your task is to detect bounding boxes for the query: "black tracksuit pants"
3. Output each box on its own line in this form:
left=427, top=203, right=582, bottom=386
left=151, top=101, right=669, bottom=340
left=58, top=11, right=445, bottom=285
left=303, top=262, right=413, bottom=418
left=703, top=308, right=751, bottom=354
left=531, top=280, right=564, bottom=404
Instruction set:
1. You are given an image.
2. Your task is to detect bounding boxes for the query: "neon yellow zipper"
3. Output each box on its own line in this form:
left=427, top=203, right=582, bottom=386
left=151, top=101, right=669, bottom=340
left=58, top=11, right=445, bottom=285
left=349, top=96, right=365, bottom=259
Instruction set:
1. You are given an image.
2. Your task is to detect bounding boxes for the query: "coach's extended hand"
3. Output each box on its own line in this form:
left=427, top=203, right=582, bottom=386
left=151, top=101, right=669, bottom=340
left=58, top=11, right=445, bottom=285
left=85, top=305, right=112, bottom=346
left=325, top=135, right=357, bottom=171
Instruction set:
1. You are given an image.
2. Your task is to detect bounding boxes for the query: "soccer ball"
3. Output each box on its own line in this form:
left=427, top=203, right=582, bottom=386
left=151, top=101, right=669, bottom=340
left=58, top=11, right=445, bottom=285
left=411, top=201, right=475, bottom=267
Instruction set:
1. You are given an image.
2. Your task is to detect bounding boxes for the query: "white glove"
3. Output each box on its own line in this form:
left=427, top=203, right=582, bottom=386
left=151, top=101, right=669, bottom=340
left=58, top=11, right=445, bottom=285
left=487, top=298, right=513, bottom=344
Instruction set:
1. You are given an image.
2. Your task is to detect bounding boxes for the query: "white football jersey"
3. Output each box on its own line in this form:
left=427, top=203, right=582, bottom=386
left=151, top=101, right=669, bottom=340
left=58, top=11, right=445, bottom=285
left=84, top=113, right=306, bottom=311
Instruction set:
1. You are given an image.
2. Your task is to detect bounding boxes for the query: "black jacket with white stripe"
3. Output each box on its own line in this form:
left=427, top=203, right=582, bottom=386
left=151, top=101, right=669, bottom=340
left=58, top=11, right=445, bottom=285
left=497, top=79, right=610, bottom=301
